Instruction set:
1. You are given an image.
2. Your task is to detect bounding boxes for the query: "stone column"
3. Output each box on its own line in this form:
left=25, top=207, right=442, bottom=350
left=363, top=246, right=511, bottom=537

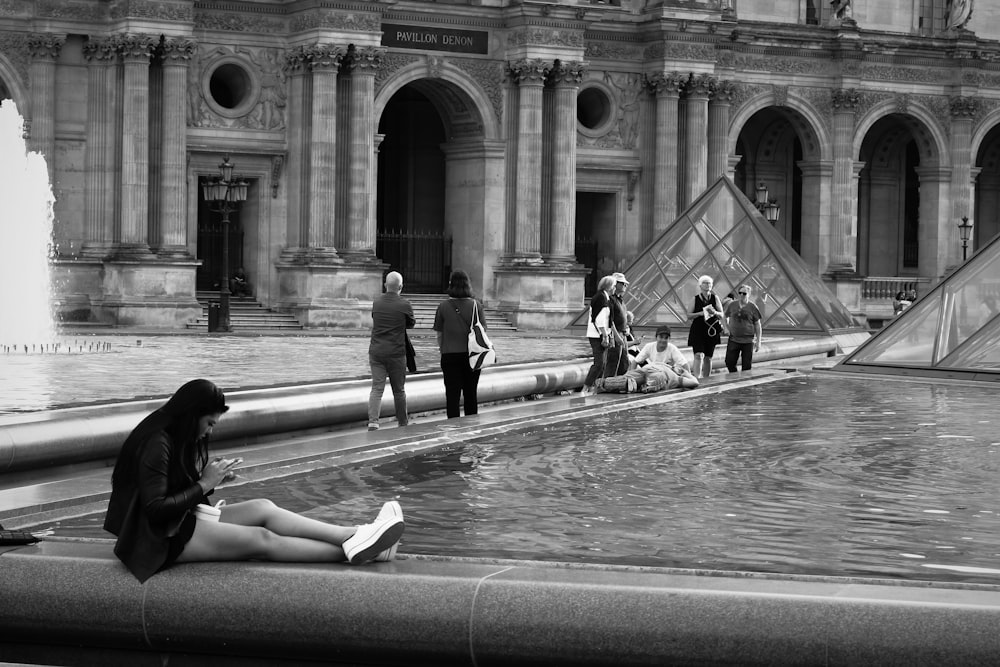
left=682, top=74, right=714, bottom=207
left=508, top=59, right=549, bottom=262
left=646, top=72, right=684, bottom=235
left=708, top=80, right=735, bottom=183
left=915, top=166, right=952, bottom=279
left=158, top=39, right=196, bottom=257
left=306, top=45, right=343, bottom=261
left=26, top=34, right=63, bottom=180
left=548, top=60, right=586, bottom=263
left=81, top=37, right=118, bottom=258
left=343, top=46, right=383, bottom=259
left=117, top=34, right=156, bottom=256
left=281, top=48, right=309, bottom=255
left=827, top=88, right=860, bottom=273
left=797, top=160, right=834, bottom=274
left=949, top=96, right=977, bottom=258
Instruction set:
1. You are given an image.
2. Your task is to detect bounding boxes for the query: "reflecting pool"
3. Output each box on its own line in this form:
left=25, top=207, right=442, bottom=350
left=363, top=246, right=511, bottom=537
left=38, top=374, right=1000, bottom=584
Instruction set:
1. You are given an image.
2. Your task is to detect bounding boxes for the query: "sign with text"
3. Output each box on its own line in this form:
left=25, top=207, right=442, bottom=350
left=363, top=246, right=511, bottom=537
left=382, top=24, right=488, bottom=55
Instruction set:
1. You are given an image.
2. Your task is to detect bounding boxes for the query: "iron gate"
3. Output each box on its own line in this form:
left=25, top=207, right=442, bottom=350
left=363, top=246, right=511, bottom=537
left=376, top=230, right=452, bottom=293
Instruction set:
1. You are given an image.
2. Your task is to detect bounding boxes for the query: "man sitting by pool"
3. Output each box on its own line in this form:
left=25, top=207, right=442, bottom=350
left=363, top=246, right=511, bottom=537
left=599, top=325, right=698, bottom=393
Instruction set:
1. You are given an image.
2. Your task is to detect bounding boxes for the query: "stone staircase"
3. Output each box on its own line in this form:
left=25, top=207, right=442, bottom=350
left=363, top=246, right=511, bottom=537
left=187, top=292, right=304, bottom=331
left=406, top=294, right=517, bottom=331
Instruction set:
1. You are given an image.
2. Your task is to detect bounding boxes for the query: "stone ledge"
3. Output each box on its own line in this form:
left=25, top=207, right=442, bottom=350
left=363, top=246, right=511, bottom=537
left=2, top=541, right=1000, bottom=666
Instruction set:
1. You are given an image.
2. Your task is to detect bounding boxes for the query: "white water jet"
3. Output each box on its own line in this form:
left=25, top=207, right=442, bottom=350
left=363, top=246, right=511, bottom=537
left=0, top=99, right=56, bottom=345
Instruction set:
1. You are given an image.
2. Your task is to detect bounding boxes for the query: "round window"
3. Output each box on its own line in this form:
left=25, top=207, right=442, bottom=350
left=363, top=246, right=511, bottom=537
left=202, top=58, right=259, bottom=119
left=577, top=84, right=615, bottom=138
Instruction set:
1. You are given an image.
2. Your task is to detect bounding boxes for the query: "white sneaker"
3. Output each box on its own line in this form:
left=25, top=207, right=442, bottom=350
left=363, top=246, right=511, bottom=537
left=374, top=501, right=403, bottom=562
left=343, top=515, right=404, bottom=565
left=367, top=422, right=379, bottom=431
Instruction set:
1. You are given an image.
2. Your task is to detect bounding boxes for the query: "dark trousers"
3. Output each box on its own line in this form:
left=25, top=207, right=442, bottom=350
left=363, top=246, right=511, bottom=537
left=441, top=352, right=481, bottom=418
left=725, top=339, right=754, bottom=372
left=603, top=344, right=628, bottom=377
left=584, top=337, right=606, bottom=387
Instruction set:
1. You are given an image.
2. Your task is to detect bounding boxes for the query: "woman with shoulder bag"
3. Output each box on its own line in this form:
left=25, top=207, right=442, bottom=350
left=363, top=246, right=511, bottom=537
left=433, top=270, right=485, bottom=418
left=582, top=275, right=618, bottom=396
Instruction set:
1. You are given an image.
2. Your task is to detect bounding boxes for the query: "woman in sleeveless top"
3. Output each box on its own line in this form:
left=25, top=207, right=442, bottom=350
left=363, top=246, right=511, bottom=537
left=686, top=275, right=726, bottom=378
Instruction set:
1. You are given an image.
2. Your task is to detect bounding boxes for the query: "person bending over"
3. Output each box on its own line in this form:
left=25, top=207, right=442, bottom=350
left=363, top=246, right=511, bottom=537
left=104, top=379, right=404, bottom=582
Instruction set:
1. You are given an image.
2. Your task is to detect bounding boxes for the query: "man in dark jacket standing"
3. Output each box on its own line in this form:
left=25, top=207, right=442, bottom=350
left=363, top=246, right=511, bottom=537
left=368, top=271, right=415, bottom=431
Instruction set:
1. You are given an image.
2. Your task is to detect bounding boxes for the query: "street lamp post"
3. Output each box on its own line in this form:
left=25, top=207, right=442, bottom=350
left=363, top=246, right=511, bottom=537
left=753, top=180, right=781, bottom=224
left=201, top=156, right=248, bottom=332
left=957, top=215, right=974, bottom=262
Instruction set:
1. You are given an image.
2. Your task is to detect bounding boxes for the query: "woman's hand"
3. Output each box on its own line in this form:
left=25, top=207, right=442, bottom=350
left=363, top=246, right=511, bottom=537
left=199, top=457, right=241, bottom=492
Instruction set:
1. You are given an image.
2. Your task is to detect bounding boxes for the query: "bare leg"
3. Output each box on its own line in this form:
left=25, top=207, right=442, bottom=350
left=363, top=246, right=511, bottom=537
left=693, top=352, right=704, bottom=378
left=700, top=355, right=713, bottom=378
left=177, top=520, right=346, bottom=563
left=221, top=498, right=355, bottom=545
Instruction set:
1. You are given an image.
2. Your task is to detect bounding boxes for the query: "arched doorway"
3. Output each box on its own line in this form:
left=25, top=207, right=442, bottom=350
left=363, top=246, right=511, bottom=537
left=975, top=124, right=1000, bottom=249
left=734, top=109, right=805, bottom=255
left=377, top=84, right=450, bottom=293
left=857, top=116, right=923, bottom=277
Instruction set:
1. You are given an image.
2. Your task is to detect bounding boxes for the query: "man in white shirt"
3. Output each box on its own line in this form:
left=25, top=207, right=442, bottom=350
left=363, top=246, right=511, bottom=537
left=634, top=325, right=698, bottom=390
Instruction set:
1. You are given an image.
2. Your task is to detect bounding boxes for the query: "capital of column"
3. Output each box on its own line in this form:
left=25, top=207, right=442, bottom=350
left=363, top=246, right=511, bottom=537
left=306, top=44, right=344, bottom=72
left=83, top=37, right=118, bottom=64
left=683, top=73, right=716, bottom=99
left=645, top=71, right=686, bottom=97
left=710, top=79, right=737, bottom=105
left=507, top=59, right=550, bottom=86
left=117, top=34, right=156, bottom=63
left=548, top=59, right=587, bottom=87
left=831, top=88, right=860, bottom=112
left=344, top=45, right=385, bottom=75
left=949, top=95, right=978, bottom=120
left=27, top=33, right=65, bottom=61
left=161, top=38, right=197, bottom=66
left=283, top=46, right=310, bottom=76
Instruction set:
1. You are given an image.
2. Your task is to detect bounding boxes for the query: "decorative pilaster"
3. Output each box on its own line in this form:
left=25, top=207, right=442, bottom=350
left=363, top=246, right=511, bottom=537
left=158, top=39, right=196, bottom=257
left=647, top=72, right=684, bottom=235
left=26, top=33, right=64, bottom=180
left=81, top=37, right=118, bottom=258
left=708, top=80, right=735, bottom=183
left=343, top=45, right=384, bottom=260
left=507, top=59, right=549, bottom=263
left=949, top=96, right=977, bottom=261
left=548, top=60, right=586, bottom=263
left=682, top=74, right=714, bottom=207
left=827, top=88, right=860, bottom=273
left=306, top=45, right=343, bottom=262
left=282, top=48, right=309, bottom=255
left=117, top=34, right=156, bottom=257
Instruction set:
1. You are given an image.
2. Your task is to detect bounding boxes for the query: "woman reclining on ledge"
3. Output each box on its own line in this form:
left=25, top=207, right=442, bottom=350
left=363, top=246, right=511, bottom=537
left=598, top=325, right=699, bottom=394
left=104, top=379, right=404, bottom=582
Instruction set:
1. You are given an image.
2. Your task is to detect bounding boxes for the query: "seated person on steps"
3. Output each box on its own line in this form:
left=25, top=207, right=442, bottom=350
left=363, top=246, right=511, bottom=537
left=230, top=266, right=252, bottom=297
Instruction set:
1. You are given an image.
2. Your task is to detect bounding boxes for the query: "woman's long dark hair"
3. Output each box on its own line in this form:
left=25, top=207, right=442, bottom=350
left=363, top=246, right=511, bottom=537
left=446, top=270, right=475, bottom=298
left=111, top=379, right=229, bottom=490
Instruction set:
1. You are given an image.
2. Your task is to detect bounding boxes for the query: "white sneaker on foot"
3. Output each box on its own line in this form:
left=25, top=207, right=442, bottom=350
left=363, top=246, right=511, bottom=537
left=367, top=422, right=379, bottom=431
left=343, top=515, right=404, bottom=565
left=374, top=501, right=404, bottom=562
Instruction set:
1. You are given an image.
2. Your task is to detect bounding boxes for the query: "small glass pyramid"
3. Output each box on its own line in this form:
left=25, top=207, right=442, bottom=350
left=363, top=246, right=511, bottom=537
left=835, top=230, right=1000, bottom=378
left=571, top=176, right=860, bottom=335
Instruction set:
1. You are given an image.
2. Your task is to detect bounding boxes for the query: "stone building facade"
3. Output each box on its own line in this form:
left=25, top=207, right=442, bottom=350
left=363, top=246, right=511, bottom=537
left=1, top=0, right=998, bottom=329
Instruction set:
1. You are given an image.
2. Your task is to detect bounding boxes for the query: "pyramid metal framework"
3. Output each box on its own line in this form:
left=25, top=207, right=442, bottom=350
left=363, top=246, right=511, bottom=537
left=571, top=176, right=861, bottom=335
left=835, top=231, right=1000, bottom=379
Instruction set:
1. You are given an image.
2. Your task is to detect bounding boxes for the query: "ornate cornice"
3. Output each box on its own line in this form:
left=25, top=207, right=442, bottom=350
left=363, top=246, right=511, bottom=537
left=110, top=0, right=193, bottom=22
left=34, top=1, right=106, bottom=20
left=196, top=9, right=284, bottom=33
left=507, top=28, right=583, bottom=49
left=585, top=40, right=642, bottom=61
left=861, top=64, right=950, bottom=83
left=27, top=33, right=65, bottom=61
left=289, top=10, right=380, bottom=33
left=644, top=41, right=715, bottom=63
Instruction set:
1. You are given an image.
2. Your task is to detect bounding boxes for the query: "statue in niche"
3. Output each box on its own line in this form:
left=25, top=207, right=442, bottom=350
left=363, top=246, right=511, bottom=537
left=603, top=71, right=643, bottom=150
left=187, top=59, right=207, bottom=127
left=829, top=0, right=853, bottom=23
left=945, top=0, right=974, bottom=30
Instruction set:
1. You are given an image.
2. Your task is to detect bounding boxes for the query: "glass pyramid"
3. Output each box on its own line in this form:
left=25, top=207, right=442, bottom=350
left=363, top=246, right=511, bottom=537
left=571, top=176, right=860, bottom=335
left=835, top=230, right=1000, bottom=378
